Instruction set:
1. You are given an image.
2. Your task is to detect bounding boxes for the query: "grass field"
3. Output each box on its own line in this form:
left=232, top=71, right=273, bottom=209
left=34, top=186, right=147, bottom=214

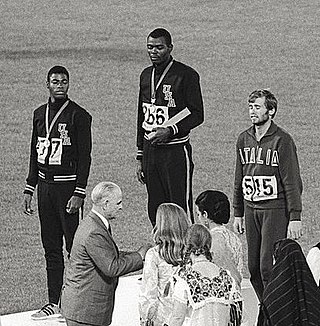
left=1, top=0, right=320, bottom=316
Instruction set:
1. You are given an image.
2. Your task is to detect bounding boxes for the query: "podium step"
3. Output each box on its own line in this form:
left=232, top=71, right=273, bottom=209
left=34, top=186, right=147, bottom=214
left=1, top=276, right=258, bottom=326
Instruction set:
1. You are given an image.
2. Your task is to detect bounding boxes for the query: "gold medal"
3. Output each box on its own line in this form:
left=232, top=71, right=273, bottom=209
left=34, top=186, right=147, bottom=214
left=43, top=139, right=50, bottom=147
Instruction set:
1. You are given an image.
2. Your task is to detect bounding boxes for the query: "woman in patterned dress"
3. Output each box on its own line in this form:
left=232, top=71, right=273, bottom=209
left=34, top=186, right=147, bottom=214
left=195, top=190, right=243, bottom=287
left=195, top=190, right=244, bottom=325
left=139, top=203, right=191, bottom=326
left=169, top=224, right=242, bottom=326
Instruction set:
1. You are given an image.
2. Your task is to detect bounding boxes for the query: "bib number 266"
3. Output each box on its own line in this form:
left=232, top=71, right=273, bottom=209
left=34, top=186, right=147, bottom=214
left=142, top=103, right=169, bottom=132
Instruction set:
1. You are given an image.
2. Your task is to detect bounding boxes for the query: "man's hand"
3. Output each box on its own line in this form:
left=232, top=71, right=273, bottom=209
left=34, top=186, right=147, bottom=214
left=287, top=220, right=302, bottom=240
left=233, top=216, right=245, bottom=234
left=136, top=160, right=145, bottom=184
left=138, top=243, right=153, bottom=260
left=66, top=195, right=84, bottom=214
left=24, top=193, right=34, bottom=215
left=149, top=127, right=171, bottom=145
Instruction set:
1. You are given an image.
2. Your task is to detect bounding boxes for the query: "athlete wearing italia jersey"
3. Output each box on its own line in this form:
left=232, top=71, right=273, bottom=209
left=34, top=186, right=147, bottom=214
left=136, top=28, right=204, bottom=226
left=233, top=89, right=302, bottom=302
left=23, top=66, right=92, bottom=319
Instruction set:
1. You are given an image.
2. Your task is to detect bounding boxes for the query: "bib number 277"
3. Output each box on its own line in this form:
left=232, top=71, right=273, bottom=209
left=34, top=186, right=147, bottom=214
left=36, top=137, right=63, bottom=165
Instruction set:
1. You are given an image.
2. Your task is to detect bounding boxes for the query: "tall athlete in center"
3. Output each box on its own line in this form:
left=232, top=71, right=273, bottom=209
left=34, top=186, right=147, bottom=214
left=136, top=28, right=204, bottom=226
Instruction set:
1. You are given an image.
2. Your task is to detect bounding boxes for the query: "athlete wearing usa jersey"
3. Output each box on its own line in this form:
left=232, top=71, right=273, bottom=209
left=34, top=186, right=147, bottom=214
left=136, top=28, right=204, bottom=226
left=23, top=66, right=92, bottom=319
left=233, top=89, right=302, bottom=302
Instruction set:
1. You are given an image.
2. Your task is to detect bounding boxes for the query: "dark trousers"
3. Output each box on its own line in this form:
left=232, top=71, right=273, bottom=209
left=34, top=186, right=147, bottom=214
left=143, top=140, right=194, bottom=226
left=38, top=181, right=80, bottom=304
left=244, top=205, right=288, bottom=301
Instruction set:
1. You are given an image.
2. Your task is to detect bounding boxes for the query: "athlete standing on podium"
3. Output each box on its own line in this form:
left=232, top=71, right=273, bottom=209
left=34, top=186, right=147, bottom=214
left=136, top=28, right=204, bottom=226
left=233, top=89, right=303, bottom=303
left=23, top=66, right=92, bottom=320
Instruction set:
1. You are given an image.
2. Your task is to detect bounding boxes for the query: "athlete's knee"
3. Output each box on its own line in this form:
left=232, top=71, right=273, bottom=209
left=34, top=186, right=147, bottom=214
left=45, top=249, right=64, bottom=267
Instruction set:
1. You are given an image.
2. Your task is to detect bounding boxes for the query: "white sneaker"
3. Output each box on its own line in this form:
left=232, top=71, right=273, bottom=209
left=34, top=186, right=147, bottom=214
left=31, top=303, right=62, bottom=320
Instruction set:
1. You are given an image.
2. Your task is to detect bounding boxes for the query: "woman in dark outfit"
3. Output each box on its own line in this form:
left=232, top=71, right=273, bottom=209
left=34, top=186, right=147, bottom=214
left=258, top=239, right=320, bottom=326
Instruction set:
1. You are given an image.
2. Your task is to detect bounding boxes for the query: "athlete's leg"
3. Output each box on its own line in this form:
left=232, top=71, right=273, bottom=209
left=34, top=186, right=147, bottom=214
left=158, top=143, right=194, bottom=224
left=143, top=140, right=166, bottom=226
left=245, top=205, right=264, bottom=301
left=260, top=208, right=288, bottom=288
left=38, top=181, right=64, bottom=304
left=53, top=183, right=79, bottom=255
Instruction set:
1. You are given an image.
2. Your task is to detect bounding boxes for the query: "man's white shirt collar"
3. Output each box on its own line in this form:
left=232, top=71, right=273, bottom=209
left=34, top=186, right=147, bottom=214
left=91, top=209, right=110, bottom=231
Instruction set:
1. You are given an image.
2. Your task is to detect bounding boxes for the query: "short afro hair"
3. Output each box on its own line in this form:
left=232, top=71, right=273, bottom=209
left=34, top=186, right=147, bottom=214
left=148, top=28, right=172, bottom=46
left=47, top=65, right=69, bottom=82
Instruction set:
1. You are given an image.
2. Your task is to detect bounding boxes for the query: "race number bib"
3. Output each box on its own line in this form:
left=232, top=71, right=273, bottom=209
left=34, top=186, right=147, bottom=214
left=242, top=175, right=278, bottom=201
left=36, top=137, right=63, bottom=165
left=36, top=137, right=49, bottom=164
left=142, top=103, right=169, bottom=132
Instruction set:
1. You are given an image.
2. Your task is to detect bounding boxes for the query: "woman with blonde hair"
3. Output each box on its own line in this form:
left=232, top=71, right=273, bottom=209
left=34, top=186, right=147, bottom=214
left=169, top=224, right=242, bottom=326
left=139, top=203, right=191, bottom=326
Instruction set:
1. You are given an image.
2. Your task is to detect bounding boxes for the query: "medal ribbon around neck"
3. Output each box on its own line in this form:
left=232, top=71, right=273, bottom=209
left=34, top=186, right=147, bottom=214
left=44, top=100, right=70, bottom=146
left=151, top=60, right=174, bottom=105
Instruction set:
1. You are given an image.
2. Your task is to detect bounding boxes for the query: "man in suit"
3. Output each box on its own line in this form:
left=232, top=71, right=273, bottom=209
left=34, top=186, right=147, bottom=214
left=61, top=181, right=150, bottom=326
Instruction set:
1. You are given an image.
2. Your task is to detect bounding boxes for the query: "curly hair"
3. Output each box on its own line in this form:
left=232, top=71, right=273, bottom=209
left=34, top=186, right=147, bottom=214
left=195, top=190, right=230, bottom=225
left=148, top=28, right=172, bottom=46
left=47, top=65, right=69, bottom=82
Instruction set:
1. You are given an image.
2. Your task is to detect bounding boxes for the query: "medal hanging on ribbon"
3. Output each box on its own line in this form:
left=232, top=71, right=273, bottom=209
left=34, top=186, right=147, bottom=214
left=45, top=100, right=70, bottom=147
left=43, top=138, right=50, bottom=148
left=150, top=60, right=174, bottom=106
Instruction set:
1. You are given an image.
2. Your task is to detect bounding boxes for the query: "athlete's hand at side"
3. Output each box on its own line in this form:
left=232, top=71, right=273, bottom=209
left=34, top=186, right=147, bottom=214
left=136, top=160, right=145, bottom=184
left=149, top=127, right=171, bottom=144
left=66, top=195, right=84, bottom=214
left=145, top=319, right=155, bottom=326
left=24, top=193, right=34, bottom=215
left=287, top=220, right=302, bottom=240
left=233, top=216, right=245, bottom=234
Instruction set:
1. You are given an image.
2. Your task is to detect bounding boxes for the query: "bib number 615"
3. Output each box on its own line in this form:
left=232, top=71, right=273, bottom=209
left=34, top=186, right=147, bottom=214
left=242, top=175, right=278, bottom=201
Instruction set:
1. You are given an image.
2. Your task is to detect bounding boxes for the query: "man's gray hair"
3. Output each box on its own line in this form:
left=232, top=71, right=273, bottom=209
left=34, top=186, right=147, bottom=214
left=91, top=182, right=121, bottom=206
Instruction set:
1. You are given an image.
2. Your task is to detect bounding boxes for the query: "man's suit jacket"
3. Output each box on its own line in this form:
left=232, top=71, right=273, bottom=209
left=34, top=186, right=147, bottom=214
left=61, top=211, right=143, bottom=326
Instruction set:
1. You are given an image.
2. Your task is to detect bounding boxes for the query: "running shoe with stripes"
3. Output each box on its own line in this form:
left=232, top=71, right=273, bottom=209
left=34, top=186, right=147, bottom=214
left=31, top=303, right=62, bottom=320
